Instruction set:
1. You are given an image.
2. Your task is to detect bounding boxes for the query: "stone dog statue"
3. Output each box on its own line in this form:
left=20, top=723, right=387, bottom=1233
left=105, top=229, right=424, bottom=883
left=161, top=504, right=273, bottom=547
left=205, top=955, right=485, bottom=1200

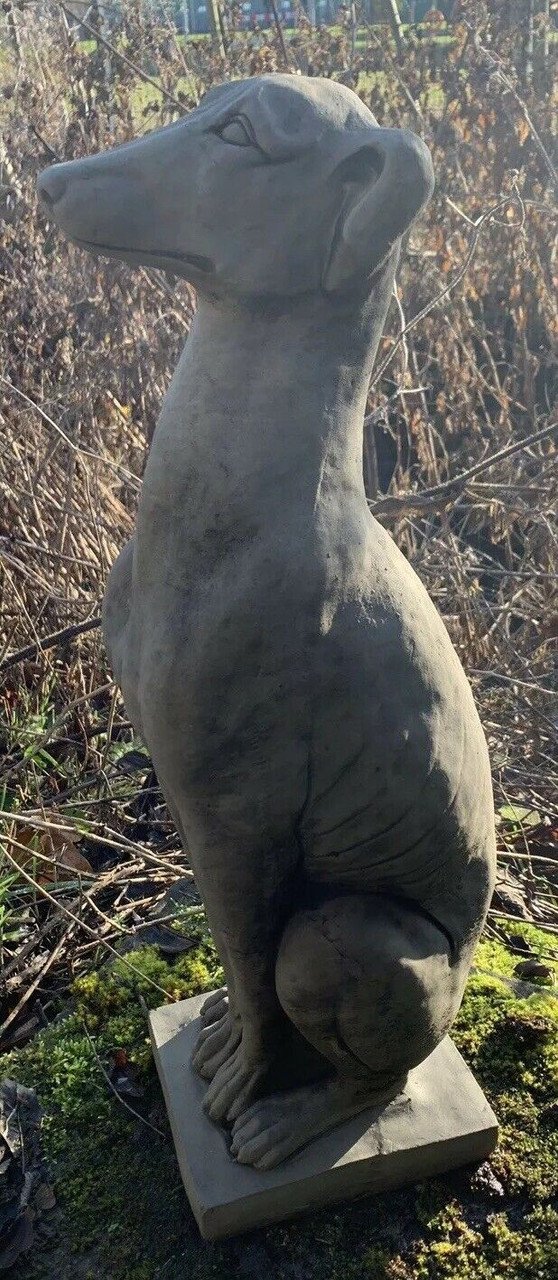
left=39, top=75, right=496, bottom=1171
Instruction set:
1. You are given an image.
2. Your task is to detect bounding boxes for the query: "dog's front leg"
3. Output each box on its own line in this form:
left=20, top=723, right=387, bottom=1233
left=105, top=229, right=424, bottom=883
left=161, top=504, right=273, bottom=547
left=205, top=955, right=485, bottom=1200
left=200, top=940, right=283, bottom=1125
left=187, top=828, right=300, bottom=1126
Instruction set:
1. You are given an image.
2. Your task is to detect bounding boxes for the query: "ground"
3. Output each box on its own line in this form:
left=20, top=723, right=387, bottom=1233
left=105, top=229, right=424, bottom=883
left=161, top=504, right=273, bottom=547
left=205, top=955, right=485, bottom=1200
left=1, top=915, right=557, bottom=1280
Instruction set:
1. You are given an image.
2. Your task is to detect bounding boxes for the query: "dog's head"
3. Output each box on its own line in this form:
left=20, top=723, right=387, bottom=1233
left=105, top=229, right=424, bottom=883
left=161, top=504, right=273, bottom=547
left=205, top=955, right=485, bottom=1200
left=37, top=74, right=434, bottom=300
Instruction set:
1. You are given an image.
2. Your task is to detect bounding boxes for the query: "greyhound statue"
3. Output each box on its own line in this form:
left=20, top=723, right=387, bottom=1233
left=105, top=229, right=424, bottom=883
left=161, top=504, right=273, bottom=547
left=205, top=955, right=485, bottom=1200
left=38, top=75, right=496, bottom=1171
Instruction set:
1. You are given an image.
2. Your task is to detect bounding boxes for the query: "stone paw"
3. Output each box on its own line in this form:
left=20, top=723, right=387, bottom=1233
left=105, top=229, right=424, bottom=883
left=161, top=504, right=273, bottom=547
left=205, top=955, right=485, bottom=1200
left=229, top=1077, right=384, bottom=1170
left=200, top=987, right=229, bottom=1028
left=230, top=1092, right=312, bottom=1170
left=202, top=1043, right=266, bottom=1125
left=191, top=1000, right=241, bottom=1082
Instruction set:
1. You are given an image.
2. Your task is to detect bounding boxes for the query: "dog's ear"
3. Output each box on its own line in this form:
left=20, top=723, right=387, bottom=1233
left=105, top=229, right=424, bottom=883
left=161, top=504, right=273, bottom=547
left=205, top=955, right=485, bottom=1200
left=323, top=127, right=434, bottom=295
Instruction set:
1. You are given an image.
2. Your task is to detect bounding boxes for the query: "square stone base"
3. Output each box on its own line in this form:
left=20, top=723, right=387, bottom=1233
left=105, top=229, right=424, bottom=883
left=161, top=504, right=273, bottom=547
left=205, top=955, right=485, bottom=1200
left=149, top=992, right=498, bottom=1241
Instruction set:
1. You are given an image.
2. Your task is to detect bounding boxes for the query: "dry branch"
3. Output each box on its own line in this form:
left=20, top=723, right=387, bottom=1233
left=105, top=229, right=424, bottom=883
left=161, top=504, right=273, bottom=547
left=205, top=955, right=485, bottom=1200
left=0, top=617, right=102, bottom=675
left=371, top=421, right=558, bottom=518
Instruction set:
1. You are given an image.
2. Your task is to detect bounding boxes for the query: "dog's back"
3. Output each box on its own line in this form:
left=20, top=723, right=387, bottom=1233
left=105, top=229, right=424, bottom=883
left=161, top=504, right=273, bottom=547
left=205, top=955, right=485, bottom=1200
left=301, top=512, right=495, bottom=949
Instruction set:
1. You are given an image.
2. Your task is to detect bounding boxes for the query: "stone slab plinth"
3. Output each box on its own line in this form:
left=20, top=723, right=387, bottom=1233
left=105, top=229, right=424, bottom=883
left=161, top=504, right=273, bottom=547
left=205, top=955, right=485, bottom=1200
left=149, top=992, right=498, bottom=1241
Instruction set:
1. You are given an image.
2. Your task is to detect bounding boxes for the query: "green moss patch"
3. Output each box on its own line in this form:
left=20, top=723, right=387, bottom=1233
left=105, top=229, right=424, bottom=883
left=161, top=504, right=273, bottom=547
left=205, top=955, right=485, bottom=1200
left=475, top=923, right=558, bottom=985
left=381, top=1201, right=558, bottom=1279
left=451, top=972, right=557, bottom=1201
left=2, top=920, right=558, bottom=1278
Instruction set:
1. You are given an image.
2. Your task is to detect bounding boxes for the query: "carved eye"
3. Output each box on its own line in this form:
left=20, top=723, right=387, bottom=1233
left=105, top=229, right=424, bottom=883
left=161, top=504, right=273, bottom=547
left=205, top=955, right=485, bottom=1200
left=216, top=116, right=254, bottom=148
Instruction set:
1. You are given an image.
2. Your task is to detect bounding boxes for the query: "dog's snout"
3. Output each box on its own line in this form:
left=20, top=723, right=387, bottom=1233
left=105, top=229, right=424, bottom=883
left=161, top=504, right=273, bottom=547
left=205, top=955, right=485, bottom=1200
left=37, top=166, right=68, bottom=208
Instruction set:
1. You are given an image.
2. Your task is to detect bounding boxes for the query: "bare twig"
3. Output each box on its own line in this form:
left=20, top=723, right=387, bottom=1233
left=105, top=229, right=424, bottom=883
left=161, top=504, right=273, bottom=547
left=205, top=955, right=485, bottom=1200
left=371, top=420, right=557, bottom=518
left=58, top=4, right=187, bottom=113
left=1, top=376, right=142, bottom=491
left=269, top=0, right=291, bottom=70
left=81, top=1022, right=164, bottom=1137
left=0, top=923, right=74, bottom=1041
left=370, top=197, right=517, bottom=391
left=477, top=38, right=558, bottom=192
left=1, top=844, right=177, bottom=1000
left=0, top=616, right=102, bottom=675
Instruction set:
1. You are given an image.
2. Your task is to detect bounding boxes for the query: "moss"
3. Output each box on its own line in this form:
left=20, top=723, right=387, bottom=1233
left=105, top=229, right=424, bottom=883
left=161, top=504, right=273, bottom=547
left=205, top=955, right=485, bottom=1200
left=2, top=920, right=558, bottom=1278
left=2, top=940, right=224, bottom=1275
left=475, top=922, right=558, bottom=985
left=385, top=1202, right=558, bottom=1279
left=71, top=939, right=223, bottom=1070
left=451, top=967, right=558, bottom=1199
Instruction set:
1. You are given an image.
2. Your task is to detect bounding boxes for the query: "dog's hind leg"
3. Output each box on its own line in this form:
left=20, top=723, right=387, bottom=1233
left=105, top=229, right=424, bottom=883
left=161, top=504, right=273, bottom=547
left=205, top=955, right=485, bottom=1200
left=230, top=890, right=465, bottom=1170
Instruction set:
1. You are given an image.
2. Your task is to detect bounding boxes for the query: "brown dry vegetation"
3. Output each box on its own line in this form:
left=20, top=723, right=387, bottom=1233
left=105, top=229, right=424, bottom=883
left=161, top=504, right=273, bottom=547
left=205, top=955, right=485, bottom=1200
left=0, top=2, right=556, bottom=1048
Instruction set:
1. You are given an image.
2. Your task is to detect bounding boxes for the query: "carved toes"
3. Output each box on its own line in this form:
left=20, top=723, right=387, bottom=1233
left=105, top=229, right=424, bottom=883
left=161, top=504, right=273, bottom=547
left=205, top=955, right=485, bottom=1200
left=200, top=987, right=229, bottom=1027
left=197, top=1022, right=241, bottom=1081
left=191, top=1011, right=241, bottom=1080
left=230, top=1100, right=300, bottom=1170
left=202, top=1047, right=264, bottom=1124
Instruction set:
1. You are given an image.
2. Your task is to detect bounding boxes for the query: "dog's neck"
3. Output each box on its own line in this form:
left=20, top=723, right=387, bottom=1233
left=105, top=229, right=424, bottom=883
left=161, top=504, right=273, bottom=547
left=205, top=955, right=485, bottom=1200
left=147, top=277, right=394, bottom=519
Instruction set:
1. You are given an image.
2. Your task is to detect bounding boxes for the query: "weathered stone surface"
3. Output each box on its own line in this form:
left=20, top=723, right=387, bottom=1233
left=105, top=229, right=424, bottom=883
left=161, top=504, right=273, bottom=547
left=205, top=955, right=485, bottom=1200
left=150, top=993, right=498, bottom=1240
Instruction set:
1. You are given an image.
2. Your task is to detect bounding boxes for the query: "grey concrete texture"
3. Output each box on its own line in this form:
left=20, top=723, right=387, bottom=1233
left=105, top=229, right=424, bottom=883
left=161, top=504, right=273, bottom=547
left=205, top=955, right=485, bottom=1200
left=150, top=993, right=498, bottom=1240
left=39, top=74, right=497, bottom=1171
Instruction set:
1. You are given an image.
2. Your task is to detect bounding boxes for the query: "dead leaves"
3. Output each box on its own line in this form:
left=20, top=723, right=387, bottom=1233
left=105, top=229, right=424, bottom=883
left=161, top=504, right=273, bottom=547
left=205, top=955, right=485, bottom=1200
left=515, top=117, right=531, bottom=146
left=513, top=959, right=554, bottom=983
left=0, top=1079, right=55, bottom=1272
left=5, top=813, right=93, bottom=886
left=108, top=1049, right=145, bottom=1102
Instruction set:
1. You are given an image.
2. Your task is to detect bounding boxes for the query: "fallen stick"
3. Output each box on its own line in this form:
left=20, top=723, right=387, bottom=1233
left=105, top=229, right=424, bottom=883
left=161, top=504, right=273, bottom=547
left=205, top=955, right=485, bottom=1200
left=371, top=419, right=557, bottom=519
left=0, top=922, right=74, bottom=1042
left=0, top=616, right=102, bottom=674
